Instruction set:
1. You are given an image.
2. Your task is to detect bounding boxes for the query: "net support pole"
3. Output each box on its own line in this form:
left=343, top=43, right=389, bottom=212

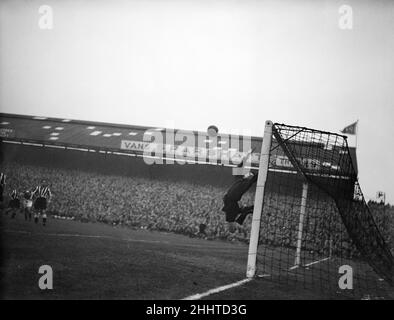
left=246, top=120, right=273, bottom=278
left=294, top=182, right=309, bottom=267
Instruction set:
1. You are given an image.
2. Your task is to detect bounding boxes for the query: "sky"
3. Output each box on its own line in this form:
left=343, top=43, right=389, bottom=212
left=0, top=0, right=393, bottom=203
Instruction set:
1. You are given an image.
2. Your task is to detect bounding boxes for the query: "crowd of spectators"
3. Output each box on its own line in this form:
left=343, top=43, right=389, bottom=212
left=1, top=162, right=392, bottom=253
left=0, top=162, right=253, bottom=241
left=367, top=200, right=394, bottom=250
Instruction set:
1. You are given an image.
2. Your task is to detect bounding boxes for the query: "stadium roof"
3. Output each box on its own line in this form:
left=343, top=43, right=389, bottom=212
left=0, top=112, right=265, bottom=153
left=0, top=112, right=358, bottom=175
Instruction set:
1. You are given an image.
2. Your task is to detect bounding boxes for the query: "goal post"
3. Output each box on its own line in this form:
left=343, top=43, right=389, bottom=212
left=294, top=182, right=309, bottom=267
left=246, top=120, right=273, bottom=278
left=245, top=121, right=393, bottom=297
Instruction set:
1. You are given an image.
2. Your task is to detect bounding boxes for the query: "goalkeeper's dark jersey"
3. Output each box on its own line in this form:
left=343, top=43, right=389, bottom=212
left=224, top=173, right=258, bottom=202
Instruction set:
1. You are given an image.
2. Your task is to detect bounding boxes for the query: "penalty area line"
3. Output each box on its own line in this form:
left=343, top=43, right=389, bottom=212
left=182, top=278, right=253, bottom=300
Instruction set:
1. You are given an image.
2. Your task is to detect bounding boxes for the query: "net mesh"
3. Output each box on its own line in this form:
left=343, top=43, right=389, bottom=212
left=255, top=123, right=394, bottom=299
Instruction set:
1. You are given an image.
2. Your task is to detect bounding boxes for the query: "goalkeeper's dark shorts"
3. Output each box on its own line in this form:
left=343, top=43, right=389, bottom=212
left=222, top=195, right=241, bottom=223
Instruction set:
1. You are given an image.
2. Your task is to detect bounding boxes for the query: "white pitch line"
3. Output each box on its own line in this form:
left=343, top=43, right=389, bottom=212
left=289, top=257, right=330, bottom=270
left=257, top=274, right=271, bottom=278
left=2, top=230, right=31, bottom=235
left=49, top=233, right=113, bottom=239
left=304, top=257, right=330, bottom=267
left=2, top=229, right=250, bottom=250
left=51, top=233, right=166, bottom=244
left=182, top=278, right=253, bottom=300
left=3, top=229, right=168, bottom=244
left=184, top=258, right=331, bottom=301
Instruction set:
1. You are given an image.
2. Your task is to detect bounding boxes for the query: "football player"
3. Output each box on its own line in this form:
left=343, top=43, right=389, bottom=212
left=0, top=172, right=6, bottom=208
left=23, top=190, right=34, bottom=221
left=33, top=182, right=52, bottom=226
left=7, top=189, right=21, bottom=219
left=222, top=150, right=256, bottom=232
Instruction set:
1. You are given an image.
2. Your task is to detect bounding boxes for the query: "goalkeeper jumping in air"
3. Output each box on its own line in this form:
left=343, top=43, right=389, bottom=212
left=222, top=149, right=256, bottom=232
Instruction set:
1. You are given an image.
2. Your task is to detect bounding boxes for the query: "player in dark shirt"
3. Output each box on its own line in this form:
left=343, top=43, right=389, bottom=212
left=222, top=150, right=257, bottom=232
left=222, top=173, right=256, bottom=226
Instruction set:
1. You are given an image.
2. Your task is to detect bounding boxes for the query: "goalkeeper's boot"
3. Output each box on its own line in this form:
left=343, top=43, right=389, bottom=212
left=235, top=206, right=253, bottom=225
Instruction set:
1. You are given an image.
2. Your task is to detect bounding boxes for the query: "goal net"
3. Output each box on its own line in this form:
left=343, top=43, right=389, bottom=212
left=247, top=121, right=393, bottom=298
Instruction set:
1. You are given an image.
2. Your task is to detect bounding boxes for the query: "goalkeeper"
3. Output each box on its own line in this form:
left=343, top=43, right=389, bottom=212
left=222, top=150, right=257, bottom=231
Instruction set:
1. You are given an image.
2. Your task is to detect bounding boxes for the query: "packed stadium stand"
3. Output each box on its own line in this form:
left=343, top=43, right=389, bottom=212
left=0, top=112, right=375, bottom=244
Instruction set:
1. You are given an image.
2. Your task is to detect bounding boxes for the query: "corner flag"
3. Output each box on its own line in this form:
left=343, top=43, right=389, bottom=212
left=341, top=121, right=358, bottom=135
left=376, top=191, right=386, bottom=204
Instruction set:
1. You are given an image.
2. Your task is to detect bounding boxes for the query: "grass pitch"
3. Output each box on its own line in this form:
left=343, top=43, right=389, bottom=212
left=0, top=213, right=390, bottom=300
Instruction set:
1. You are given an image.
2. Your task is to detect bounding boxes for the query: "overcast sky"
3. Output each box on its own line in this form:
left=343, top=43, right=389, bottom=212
left=0, top=0, right=393, bottom=203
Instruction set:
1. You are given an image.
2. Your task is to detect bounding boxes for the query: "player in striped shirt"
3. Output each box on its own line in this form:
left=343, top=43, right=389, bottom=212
left=33, top=183, right=52, bottom=226
left=7, top=189, right=21, bottom=218
left=0, top=172, right=6, bottom=206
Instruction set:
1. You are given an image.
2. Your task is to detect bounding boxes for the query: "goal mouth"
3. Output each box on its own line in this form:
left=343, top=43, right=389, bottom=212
left=246, top=122, right=394, bottom=299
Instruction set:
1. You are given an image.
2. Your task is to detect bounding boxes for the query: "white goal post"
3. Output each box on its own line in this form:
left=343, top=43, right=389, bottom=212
left=246, top=120, right=273, bottom=278
left=294, top=182, right=309, bottom=267
left=246, top=123, right=332, bottom=277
